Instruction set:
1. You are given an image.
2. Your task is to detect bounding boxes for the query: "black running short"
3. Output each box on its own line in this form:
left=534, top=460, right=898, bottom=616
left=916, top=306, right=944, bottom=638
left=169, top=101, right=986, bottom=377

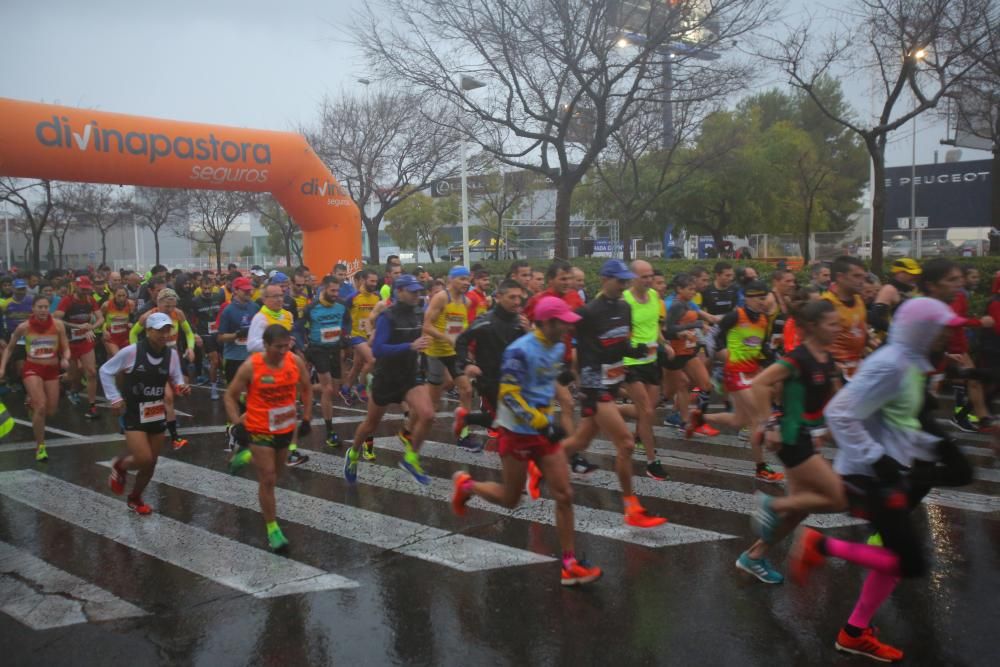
left=580, top=385, right=621, bottom=417
left=371, top=374, right=421, bottom=407
left=842, top=474, right=926, bottom=578
left=249, top=431, right=294, bottom=450
left=224, top=357, right=245, bottom=386
left=425, top=355, right=458, bottom=385
left=201, top=333, right=219, bottom=355
left=776, top=433, right=817, bottom=468
left=625, top=362, right=659, bottom=386
left=306, top=345, right=342, bottom=378
left=663, top=354, right=695, bottom=371
left=122, top=414, right=168, bottom=435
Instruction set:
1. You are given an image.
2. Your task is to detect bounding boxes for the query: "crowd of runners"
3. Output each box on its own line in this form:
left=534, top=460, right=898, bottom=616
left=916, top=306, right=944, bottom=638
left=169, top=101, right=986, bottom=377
left=1, top=252, right=997, bottom=663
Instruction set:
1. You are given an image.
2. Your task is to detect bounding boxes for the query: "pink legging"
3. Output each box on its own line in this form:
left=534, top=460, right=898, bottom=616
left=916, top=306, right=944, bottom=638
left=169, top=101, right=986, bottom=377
left=824, top=536, right=902, bottom=628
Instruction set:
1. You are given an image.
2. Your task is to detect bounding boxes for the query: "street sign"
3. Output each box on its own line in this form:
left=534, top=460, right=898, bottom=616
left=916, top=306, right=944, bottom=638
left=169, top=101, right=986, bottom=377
left=897, top=217, right=910, bottom=229
left=915, top=216, right=928, bottom=229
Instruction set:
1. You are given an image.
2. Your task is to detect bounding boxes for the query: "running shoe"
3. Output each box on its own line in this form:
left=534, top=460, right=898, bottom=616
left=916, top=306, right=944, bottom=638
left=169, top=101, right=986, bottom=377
left=569, top=453, right=598, bottom=476
left=646, top=460, right=669, bottom=481
left=35, top=443, right=48, bottom=462
left=737, top=427, right=750, bottom=442
left=694, top=423, right=720, bottom=437
left=326, top=432, right=341, bottom=448
left=210, top=383, right=220, bottom=401
left=634, top=436, right=645, bottom=455
left=624, top=504, right=668, bottom=528
left=287, top=450, right=309, bottom=467
left=108, top=457, right=126, bottom=495
left=950, top=413, right=978, bottom=433
left=267, top=526, right=290, bottom=552
left=84, top=405, right=100, bottom=420
left=171, top=436, right=189, bottom=451
left=453, top=407, right=469, bottom=438
left=362, top=437, right=376, bottom=461
left=789, top=527, right=825, bottom=586
left=223, top=424, right=237, bottom=452
left=67, top=391, right=81, bottom=406
left=354, top=384, right=368, bottom=403
left=735, top=551, right=784, bottom=584
left=561, top=558, right=603, bottom=586
left=339, top=385, right=355, bottom=407
left=445, top=387, right=459, bottom=401
left=397, top=429, right=413, bottom=449
left=751, top=492, right=780, bottom=542
left=344, top=446, right=359, bottom=483
left=228, top=448, right=252, bottom=474
left=662, top=411, right=685, bottom=429
left=835, top=627, right=903, bottom=663
left=451, top=471, right=472, bottom=516
left=527, top=460, right=543, bottom=500
left=866, top=532, right=883, bottom=547
left=755, top=463, right=784, bottom=484
left=457, top=434, right=484, bottom=453
left=684, top=409, right=703, bottom=439
left=398, top=450, right=431, bottom=485
left=127, top=495, right=152, bottom=515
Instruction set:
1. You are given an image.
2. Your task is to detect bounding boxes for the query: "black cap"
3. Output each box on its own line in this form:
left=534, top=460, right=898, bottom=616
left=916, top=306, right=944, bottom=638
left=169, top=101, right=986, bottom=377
left=743, top=280, right=768, bottom=297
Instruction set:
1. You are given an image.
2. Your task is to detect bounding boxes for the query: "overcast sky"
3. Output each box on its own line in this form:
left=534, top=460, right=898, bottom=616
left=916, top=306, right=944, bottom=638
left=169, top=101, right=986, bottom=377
left=1, top=0, right=990, bottom=170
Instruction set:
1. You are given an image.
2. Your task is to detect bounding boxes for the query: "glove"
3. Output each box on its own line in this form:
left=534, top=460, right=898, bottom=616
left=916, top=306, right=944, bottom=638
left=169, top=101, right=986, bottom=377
left=872, top=455, right=903, bottom=484
left=297, top=419, right=312, bottom=437
left=557, top=370, right=575, bottom=386
left=230, top=422, right=249, bottom=447
left=542, top=423, right=567, bottom=444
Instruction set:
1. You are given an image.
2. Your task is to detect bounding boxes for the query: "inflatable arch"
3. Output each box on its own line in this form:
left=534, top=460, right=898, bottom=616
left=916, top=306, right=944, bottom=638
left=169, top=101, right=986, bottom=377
left=0, top=98, right=361, bottom=273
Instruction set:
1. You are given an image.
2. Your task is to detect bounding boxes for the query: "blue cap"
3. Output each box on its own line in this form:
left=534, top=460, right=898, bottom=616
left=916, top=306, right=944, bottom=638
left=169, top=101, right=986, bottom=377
left=448, top=265, right=471, bottom=279
left=270, top=271, right=289, bottom=284
left=599, top=259, right=635, bottom=280
left=394, top=274, right=425, bottom=292
left=12, top=279, right=27, bottom=289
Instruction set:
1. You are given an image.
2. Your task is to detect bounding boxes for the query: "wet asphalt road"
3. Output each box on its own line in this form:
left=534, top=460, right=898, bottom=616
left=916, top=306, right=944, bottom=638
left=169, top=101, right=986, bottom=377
left=0, top=386, right=997, bottom=667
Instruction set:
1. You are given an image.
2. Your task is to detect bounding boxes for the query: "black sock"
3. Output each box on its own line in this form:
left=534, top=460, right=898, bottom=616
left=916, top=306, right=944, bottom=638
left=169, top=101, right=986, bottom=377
left=843, top=624, right=863, bottom=638
left=167, top=420, right=178, bottom=438
left=324, top=419, right=333, bottom=431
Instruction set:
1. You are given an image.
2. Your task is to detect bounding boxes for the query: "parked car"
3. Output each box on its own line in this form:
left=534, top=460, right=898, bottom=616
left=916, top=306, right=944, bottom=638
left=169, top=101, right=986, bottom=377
left=886, top=240, right=913, bottom=258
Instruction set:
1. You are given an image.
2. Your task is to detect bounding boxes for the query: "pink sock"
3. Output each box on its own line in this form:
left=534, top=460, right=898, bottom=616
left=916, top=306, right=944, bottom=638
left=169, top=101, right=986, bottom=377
left=848, top=571, right=900, bottom=628
left=823, top=537, right=902, bottom=575
left=460, top=479, right=475, bottom=494
left=562, top=551, right=576, bottom=568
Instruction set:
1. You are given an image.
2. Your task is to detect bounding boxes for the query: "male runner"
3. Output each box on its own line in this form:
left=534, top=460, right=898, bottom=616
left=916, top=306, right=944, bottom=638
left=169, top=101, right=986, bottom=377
left=345, top=274, right=435, bottom=485
left=451, top=296, right=603, bottom=587
left=104, top=312, right=191, bottom=514
left=54, top=276, right=104, bottom=419
left=870, top=258, right=921, bottom=334
left=0, top=278, right=34, bottom=380
left=466, top=269, right=493, bottom=324
left=191, top=273, right=225, bottom=399
left=303, top=275, right=351, bottom=448
left=226, top=324, right=313, bottom=551
left=342, top=269, right=381, bottom=405
left=822, top=256, right=869, bottom=381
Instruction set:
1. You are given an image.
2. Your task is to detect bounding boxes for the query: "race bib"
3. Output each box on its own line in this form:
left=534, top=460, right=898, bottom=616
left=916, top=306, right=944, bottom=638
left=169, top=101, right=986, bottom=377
left=321, top=326, right=341, bottom=343
left=140, top=400, right=166, bottom=423
left=601, top=361, right=625, bottom=385
left=109, top=321, right=128, bottom=334
left=685, top=336, right=697, bottom=349
left=208, top=321, right=219, bottom=334
left=70, top=327, right=88, bottom=342
left=446, top=316, right=465, bottom=336
left=268, top=404, right=297, bottom=432
left=29, top=340, right=55, bottom=359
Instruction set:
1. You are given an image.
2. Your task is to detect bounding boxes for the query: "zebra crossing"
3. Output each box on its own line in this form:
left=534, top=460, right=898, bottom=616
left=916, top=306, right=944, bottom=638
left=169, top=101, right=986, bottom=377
left=0, top=411, right=996, bottom=632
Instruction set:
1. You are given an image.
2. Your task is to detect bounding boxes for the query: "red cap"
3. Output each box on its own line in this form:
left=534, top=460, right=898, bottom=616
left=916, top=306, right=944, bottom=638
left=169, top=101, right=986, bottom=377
left=75, top=276, right=93, bottom=290
left=232, top=277, right=253, bottom=291
left=534, top=296, right=581, bottom=323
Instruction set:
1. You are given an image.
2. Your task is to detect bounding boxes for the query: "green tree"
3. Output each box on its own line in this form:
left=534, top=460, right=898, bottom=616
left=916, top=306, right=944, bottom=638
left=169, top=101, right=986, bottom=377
left=255, top=196, right=303, bottom=267
left=384, top=191, right=449, bottom=263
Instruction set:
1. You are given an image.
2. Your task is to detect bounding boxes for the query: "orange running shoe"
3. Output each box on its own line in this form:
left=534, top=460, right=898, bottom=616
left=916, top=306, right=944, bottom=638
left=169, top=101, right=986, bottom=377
left=171, top=436, right=189, bottom=451
left=694, top=423, right=720, bottom=437
left=625, top=505, right=668, bottom=528
left=755, top=463, right=785, bottom=483
left=108, top=457, right=126, bottom=496
left=453, top=407, right=468, bottom=439
left=789, top=527, right=826, bottom=586
left=561, top=558, right=602, bottom=586
left=835, top=626, right=904, bottom=663
left=684, top=409, right=703, bottom=439
left=527, top=460, right=543, bottom=500
left=451, top=471, right=472, bottom=516
left=127, top=495, right=153, bottom=515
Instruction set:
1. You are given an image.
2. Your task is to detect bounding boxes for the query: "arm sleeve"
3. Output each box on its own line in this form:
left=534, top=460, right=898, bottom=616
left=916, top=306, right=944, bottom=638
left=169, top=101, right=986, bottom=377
left=371, top=313, right=411, bottom=357
left=498, top=347, right=550, bottom=430
left=246, top=314, right=266, bottom=353
left=869, top=302, right=891, bottom=333
left=128, top=320, right=143, bottom=344
left=824, top=361, right=903, bottom=466
left=180, top=319, right=195, bottom=349
left=99, top=345, right=137, bottom=403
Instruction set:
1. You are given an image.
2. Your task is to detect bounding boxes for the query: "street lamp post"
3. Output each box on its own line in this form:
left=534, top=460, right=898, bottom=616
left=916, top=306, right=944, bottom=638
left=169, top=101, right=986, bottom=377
left=458, top=75, right=486, bottom=269
left=909, top=48, right=926, bottom=259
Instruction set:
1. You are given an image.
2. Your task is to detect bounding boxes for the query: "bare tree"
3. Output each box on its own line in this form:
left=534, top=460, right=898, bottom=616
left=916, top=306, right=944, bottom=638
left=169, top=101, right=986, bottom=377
left=0, top=178, right=58, bottom=270
left=765, top=0, right=999, bottom=267
left=184, top=191, right=251, bottom=272
left=357, top=0, right=772, bottom=258
left=253, top=195, right=303, bottom=268
left=311, top=87, right=461, bottom=263
left=471, top=166, right=535, bottom=260
left=57, top=183, right=132, bottom=267
left=131, top=187, right=189, bottom=266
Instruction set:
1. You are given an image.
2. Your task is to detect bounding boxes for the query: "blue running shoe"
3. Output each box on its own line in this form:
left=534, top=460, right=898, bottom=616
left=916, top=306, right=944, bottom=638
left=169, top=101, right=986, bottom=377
left=398, top=451, right=430, bottom=485
left=751, top=492, right=780, bottom=543
left=735, top=551, right=784, bottom=584
left=339, top=385, right=355, bottom=407
left=457, top=434, right=484, bottom=453
left=344, top=446, right=359, bottom=484
left=663, top=411, right=684, bottom=429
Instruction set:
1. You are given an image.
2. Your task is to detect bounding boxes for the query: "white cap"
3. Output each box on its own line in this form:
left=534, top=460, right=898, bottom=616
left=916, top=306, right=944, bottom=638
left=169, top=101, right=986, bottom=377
left=251, top=269, right=267, bottom=277
left=146, top=312, right=174, bottom=330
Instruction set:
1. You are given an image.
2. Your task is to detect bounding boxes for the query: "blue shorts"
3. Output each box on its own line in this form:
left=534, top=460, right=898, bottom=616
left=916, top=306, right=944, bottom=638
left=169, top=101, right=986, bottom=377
left=350, top=336, right=368, bottom=347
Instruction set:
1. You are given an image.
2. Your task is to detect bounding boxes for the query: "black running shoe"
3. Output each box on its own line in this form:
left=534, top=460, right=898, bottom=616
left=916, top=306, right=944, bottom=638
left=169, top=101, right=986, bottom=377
left=570, top=454, right=598, bottom=475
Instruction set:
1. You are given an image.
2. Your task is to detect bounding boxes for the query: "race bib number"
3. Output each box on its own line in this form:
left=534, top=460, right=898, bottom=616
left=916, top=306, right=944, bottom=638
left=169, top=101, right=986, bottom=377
left=29, top=340, right=55, bottom=359
left=109, top=321, right=128, bottom=334
left=140, top=400, right=166, bottom=423
left=268, top=405, right=297, bottom=432
left=208, top=321, right=219, bottom=334
left=601, top=361, right=625, bottom=385
left=70, top=327, right=88, bottom=342
left=446, top=316, right=465, bottom=336
left=321, top=326, right=341, bottom=343
left=235, top=333, right=248, bottom=346
left=739, top=372, right=754, bottom=388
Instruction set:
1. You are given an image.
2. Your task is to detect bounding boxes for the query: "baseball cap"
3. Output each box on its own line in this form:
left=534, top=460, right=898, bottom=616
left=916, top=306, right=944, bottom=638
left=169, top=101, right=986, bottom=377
left=250, top=268, right=267, bottom=277
left=891, top=258, right=922, bottom=275
left=146, top=312, right=174, bottom=330
left=12, top=279, right=27, bottom=289
left=448, top=266, right=471, bottom=279
left=232, top=277, right=253, bottom=291
left=599, top=259, right=635, bottom=280
left=270, top=271, right=289, bottom=284
left=415, top=266, right=426, bottom=273
left=75, top=276, right=93, bottom=290
left=743, top=280, right=769, bottom=297
left=534, top=296, right=582, bottom=323
left=157, top=288, right=178, bottom=302
left=394, top=274, right=425, bottom=292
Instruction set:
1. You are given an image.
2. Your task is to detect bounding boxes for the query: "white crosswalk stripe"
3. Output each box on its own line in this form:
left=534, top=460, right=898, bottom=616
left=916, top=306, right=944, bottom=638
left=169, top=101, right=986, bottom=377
left=106, top=458, right=553, bottom=572
left=0, top=470, right=358, bottom=598
left=301, top=448, right=736, bottom=548
left=0, top=539, right=148, bottom=629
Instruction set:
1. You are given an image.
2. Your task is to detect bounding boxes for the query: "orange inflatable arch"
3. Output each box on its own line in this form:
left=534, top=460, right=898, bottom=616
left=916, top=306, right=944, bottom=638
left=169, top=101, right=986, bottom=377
left=0, top=98, right=361, bottom=273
